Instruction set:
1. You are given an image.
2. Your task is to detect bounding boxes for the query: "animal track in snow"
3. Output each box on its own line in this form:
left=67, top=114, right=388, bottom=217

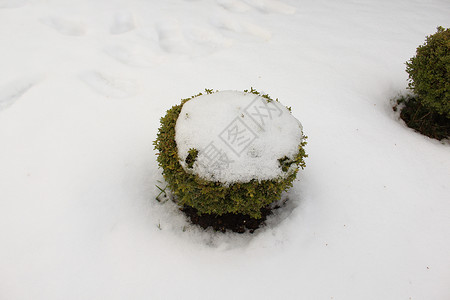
left=0, top=0, right=28, bottom=9
left=243, top=0, right=296, bottom=14
left=217, top=0, right=251, bottom=13
left=80, top=71, right=138, bottom=98
left=104, top=45, right=165, bottom=67
left=41, top=17, right=86, bottom=36
left=0, top=77, right=38, bottom=111
left=110, top=12, right=136, bottom=35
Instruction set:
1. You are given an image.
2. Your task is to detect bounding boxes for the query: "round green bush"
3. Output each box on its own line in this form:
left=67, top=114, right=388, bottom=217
left=406, top=26, right=450, bottom=118
left=153, top=89, right=307, bottom=219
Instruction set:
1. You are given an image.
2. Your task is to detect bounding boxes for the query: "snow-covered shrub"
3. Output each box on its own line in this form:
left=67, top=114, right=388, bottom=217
left=393, top=26, right=450, bottom=140
left=154, top=89, right=307, bottom=219
left=406, top=26, right=450, bottom=117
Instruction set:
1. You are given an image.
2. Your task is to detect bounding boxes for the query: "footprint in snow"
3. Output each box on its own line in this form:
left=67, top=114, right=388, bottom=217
left=243, top=0, right=296, bottom=14
left=0, top=0, right=28, bottom=9
left=155, top=19, right=232, bottom=56
left=41, top=17, right=86, bottom=36
left=0, top=77, right=39, bottom=111
left=104, top=45, right=165, bottom=67
left=211, top=17, right=272, bottom=41
left=217, top=0, right=251, bottom=13
left=136, top=26, right=159, bottom=43
left=110, top=12, right=136, bottom=35
left=155, top=19, right=191, bottom=54
left=80, top=71, right=138, bottom=99
left=185, top=26, right=233, bottom=55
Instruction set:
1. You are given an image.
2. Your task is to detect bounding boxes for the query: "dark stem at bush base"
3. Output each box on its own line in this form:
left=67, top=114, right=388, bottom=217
left=181, top=202, right=285, bottom=234
left=394, top=96, right=450, bottom=140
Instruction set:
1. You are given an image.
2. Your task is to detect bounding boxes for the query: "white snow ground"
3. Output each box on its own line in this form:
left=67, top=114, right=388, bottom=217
left=0, top=0, right=449, bottom=299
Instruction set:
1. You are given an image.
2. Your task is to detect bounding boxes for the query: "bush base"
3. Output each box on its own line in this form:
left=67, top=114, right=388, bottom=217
left=181, top=200, right=286, bottom=233
left=394, top=95, right=450, bottom=140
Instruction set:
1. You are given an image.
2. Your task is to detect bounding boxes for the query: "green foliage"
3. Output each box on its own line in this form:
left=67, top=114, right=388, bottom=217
left=154, top=89, right=307, bottom=219
left=185, top=148, right=198, bottom=169
left=278, top=156, right=294, bottom=172
left=406, top=26, right=450, bottom=117
left=155, top=183, right=168, bottom=202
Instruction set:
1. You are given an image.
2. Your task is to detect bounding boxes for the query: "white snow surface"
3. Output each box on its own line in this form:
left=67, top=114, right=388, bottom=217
left=0, top=0, right=450, bottom=299
left=175, top=90, right=303, bottom=183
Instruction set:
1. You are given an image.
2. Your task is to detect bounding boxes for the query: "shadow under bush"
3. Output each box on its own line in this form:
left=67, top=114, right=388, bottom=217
left=393, top=95, right=450, bottom=140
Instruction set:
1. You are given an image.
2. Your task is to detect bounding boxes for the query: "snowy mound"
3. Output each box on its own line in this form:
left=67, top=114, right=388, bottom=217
left=175, top=91, right=304, bottom=183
